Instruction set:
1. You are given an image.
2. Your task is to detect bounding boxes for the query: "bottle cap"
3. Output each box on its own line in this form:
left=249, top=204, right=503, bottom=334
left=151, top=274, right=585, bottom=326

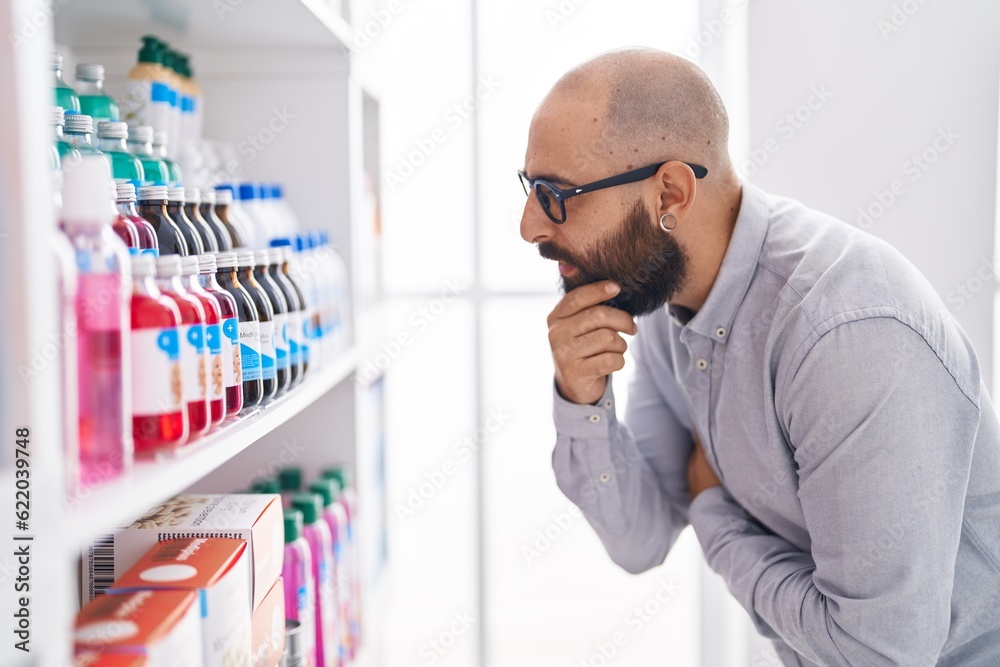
left=52, top=106, right=65, bottom=126
left=291, top=494, right=322, bottom=525
left=137, top=185, right=168, bottom=201
left=257, top=184, right=270, bottom=200
left=238, top=183, right=257, bottom=201
left=308, top=479, right=337, bottom=508
left=278, top=467, right=302, bottom=492
left=284, top=620, right=306, bottom=667
left=215, top=251, right=239, bottom=269
left=294, top=234, right=308, bottom=252
left=320, top=466, right=349, bottom=490
left=131, top=254, right=156, bottom=277
left=270, top=238, right=292, bottom=247
left=153, top=130, right=169, bottom=148
left=202, top=189, right=217, bottom=205
left=236, top=250, right=256, bottom=268
left=61, top=155, right=113, bottom=230
left=137, top=36, right=163, bottom=65
left=283, top=509, right=303, bottom=543
left=197, top=253, right=217, bottom=273
left=272, top=185, right=283, bottom=199
left=96, top=121, right=128, bottom=139
left=156, top=255, right=183, bottom=277
left=250, top=478, right=281, bottom=494
left=116, top=182, right=137, bottom=203
left=128, top=125, right=155, bottom=144
left=75, top=63, right=105, bottom=82
left=214, top=188, right=233, bottom=205
left=180, top=255, right=200, bottom=276
left=167, top=187, right=186, bottom=203
left=51, top=52, right=64, bottom=70
left=184, top=187, right=201, bottom=204
left=253, top=249, right=272, bottom=267
left=63, top=113, right=95, bottom=135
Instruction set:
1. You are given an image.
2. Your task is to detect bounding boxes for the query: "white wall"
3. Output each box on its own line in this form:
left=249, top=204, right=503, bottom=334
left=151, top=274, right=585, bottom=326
left=745, top=0, right=1000, bottom=384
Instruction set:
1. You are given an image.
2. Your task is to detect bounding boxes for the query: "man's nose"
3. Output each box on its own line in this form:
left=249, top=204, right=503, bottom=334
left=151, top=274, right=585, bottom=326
left=520, top=197, right=556, bottom=244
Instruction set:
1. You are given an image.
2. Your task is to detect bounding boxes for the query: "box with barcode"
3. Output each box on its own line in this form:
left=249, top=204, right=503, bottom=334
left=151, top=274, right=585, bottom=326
left=75, top=652, right=148, bottom=666
left=74, top=589, right=202, bottom=667
left=86, top=494, right=283, bottom=610
left=110, top=538, right=251, bottom=667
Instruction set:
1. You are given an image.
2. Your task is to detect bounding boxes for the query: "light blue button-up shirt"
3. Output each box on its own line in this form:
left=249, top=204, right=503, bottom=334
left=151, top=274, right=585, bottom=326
left=551, top=182, right=1000, bottom=666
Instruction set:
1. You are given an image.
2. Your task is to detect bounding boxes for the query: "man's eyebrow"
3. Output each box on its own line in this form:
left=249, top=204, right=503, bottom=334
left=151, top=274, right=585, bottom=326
left=523, top=170, right=574, bottom=187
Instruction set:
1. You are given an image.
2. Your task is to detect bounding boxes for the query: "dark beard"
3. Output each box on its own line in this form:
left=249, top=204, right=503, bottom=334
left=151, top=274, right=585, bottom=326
left=539, top=199, right=688, bottom=317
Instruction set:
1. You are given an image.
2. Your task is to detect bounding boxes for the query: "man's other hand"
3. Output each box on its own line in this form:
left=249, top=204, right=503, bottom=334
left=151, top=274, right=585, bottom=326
left=688, top=433, right=721, bottom=501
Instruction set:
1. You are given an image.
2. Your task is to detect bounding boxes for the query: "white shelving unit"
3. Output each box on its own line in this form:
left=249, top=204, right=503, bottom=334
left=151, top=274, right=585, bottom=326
left=0, top=1, right=386, bottom=665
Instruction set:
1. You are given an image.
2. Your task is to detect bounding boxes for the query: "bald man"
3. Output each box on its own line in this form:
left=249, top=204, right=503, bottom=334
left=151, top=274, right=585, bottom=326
left=520, top=48, right=1000, bottom=666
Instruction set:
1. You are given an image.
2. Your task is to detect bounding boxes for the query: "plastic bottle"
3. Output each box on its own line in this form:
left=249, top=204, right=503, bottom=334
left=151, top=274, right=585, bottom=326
left=320, top=231, right=351, bottom=354
left=153, top=131, right=183, bottom=184
left=254, top=249, right=291, bottom=396
left=236, top=183, right=267, bottom=246
left=290, top=235, right=324, bottom=371
left=198, top=254, right=243, bottom=419
left=52, top=106, right=80, bottom=163
left=198, top=189, right=232, bottom=252
left=278, top=467, right=302, bottom=507
left=282, top=509, right=317, bottom=667
left=129, top=254, right=186, bottom=455
left=52, top=53, right=80, bottom=113
left=291, top=494, right=339, bottom=667
left=223, top=184, right=258, bottom=247
left=116, top=182, right=159, bottom=256
left=321, top=467, right=359, bottom=655
left=237, top=251, right=278, bottom=403
left=268, top=245, right=305, bottom=386
left=108, top=181, right=140, bottom=254
left=309, top=479, right=349, bottom=664
left=181, top=256, right=224, bottom=431
left=76, top=64, right=120, bottom=124
left=156, top=255, right=210, bottom=442
left=215, top=251, right=263, bottom=411
left=96, top=121, right=145, bottom=183
left=63, top=113, right=110, bottom=166
left=183, top=188, right=218, bottom=253
left=166, top=187, right=204, bottom=255
left=61, top=155, right=132, bottom=482
left=213, top=187, right=247, bottom=249
left=52, top=230, right=80, bottom=493
left=126, top=125, right=170, bottom=186
left=136, top=185, right=187, bottom=255
left=160, top=47, right=183, bottom=161
left=177, top=53, right=203, bottom=151
left=272, top=185, right=302, bottom=235
left=120, top=36, right=173, bottom=141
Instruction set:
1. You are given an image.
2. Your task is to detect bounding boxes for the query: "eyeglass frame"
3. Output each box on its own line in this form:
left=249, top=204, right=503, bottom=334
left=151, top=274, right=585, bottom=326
left=518, top=160, right=708, bottom=224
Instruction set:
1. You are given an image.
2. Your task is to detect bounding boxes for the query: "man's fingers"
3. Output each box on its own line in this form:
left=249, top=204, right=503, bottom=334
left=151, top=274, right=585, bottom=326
left=580, top=352, right=627, bottom=377
left=549, top=280, right=620, bottom=322
left=566, top=306, right=637, bottom=337
left=569, top=329, right=628, bottom=357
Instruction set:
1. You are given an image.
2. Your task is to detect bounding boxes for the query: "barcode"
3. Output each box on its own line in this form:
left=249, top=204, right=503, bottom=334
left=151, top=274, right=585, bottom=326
left=90, top=534, right=115, bottom=598
left=152, top=539, right=191, bottom=562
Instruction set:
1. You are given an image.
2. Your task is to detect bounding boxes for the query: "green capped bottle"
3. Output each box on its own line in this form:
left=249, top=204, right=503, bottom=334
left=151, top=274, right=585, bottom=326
left=76, top=64, right=120, bottom=124
left=126, top=125, right=170, bottom=186
left=62, top=114, right=110, bottom=172
left=96, top=121, right=145, bottom=183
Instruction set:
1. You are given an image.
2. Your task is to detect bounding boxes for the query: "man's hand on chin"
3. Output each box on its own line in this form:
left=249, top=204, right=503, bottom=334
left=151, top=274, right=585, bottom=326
left=687, top=433, right=722, bottom=501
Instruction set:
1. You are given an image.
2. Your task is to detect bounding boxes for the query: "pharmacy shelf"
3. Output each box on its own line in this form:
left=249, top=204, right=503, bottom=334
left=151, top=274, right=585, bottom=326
left=54, top=0, right=354, bottom=50
left=66, top=347, right=357, bottom=553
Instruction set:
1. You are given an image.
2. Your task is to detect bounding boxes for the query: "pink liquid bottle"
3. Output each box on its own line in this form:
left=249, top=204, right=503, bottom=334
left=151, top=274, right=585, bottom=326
left=292, top=494, right=339, bottom=667
left=108, top=181, right=140, bottom=254
left=283, top=509, right=317, bottom=667
left=155, top=255, right=209, bottom=443
left=61, top=154, right=132, bottom=484
left=129, top=254, right=187, bottom=455
left=181, top=256, right=224, bottom=431
left=116, top=182, right=159, bottom=256
left=197, top=254, right=243, bottom=419
left=309, top=479, right=349, bottom=664
left=322, top=467, right=359, bottom=656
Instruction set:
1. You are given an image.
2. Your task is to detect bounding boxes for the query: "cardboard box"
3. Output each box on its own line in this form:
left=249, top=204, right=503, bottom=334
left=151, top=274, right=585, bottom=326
left=86, top=494, right=284, bottom=610
left=74, top=590, right=202, bottom=667
left=111, top=538, right=252, bottom=667
left=250, top=577, right=286, bottom=667
left=75, top=653, right=148, bottom=667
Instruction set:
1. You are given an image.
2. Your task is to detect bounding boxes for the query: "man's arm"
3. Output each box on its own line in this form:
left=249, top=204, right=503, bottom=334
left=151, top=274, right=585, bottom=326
left=689, top=317, right=978, bottom=666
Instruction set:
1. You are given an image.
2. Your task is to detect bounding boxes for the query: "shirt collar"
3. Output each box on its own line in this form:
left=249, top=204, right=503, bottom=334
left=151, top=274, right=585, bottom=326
left=672, top=181, right=769, bottom=341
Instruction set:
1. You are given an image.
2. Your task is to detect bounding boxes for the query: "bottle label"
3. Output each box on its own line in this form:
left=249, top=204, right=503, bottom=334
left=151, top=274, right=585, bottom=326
left=273, top=313, right=289, bottom=371
left=180, top=323, right=207, bottom=402
left=287, top=310, right=302, bottom=368
left=239, top=320, right=262, bottom=382
left=222, top=317, right=240, bottom=386
left=132, top=328, right=182, bottom=415
left=300, top=306, right=315, bottom=364
left=204, top=322, right=224, bottom=402
left=259, top=320, right=276, bottom=381
left=318, top=554, right=337, bottom=652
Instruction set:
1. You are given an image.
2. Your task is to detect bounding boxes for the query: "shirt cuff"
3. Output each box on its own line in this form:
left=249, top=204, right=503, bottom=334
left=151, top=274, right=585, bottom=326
left=552, top=378, right=617, bottom=439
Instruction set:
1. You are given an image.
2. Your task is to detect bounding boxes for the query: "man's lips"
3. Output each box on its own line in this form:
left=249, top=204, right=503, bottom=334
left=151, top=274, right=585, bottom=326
left=558, top=261, right=577, bottom=276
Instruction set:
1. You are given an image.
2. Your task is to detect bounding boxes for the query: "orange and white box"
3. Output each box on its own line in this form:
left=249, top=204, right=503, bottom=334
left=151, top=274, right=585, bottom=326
left=86, top=494, right=283, bottom=610
left=75, top=652, right=148, bottom=666
left=111, top=538, right=252, bottom=667
left=74, top=589, right=202, bottom=667
left=250, top=577, right=286, bottom=667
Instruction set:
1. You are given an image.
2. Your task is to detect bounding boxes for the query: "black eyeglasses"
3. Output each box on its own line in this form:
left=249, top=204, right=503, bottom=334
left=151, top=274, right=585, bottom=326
left=518, top=160, right=708, bottom=224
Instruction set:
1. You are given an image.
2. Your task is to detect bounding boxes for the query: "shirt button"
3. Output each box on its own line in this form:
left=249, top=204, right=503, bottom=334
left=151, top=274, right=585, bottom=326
left=604, top=399, right=613, bottom=409
left=716, top=327, right=727, bottom=338
left=599, top=472, right=612, bottom=484
left=696, top=358, right=709, bottom=371
left=588, top=414, right=602, bottom=424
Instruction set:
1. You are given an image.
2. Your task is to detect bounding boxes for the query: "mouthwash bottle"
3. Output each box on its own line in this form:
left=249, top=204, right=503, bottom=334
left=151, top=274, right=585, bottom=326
left=181, top=256, right=224, bottom=431
left=136, top=185, right=187, bottom=256
left=52, top=53, right=80, bottom=112
left=282, top=509, right=317, bottom=667
left=129, top=254, right=187, bottom=455
left=61, top=154, right=132, bottom=482
left=166, top=187, right=204, bottom=255
left=253, top=249, right=290, bottom=397
left=291, top=494, right=338, bottom=667
left=198, top=254, right=243, bottom=418
left=116, top=182, right=159, bottom=256
left=153, top=131, right=183, bottom=184
left=322, top=466, right=360, bottom=655
left=309, top=478, right=349, bottom=664
left=126, top=125, right=170, bottom=186
left=96, top=121, right=145, bottom=183
left=76, top=64, right=120, bottom=124
left=120, top=36, right=172, bottom=141
left=216, top=251, right=263, bottom=411
left=238, top=251, right=278, bottom=403
left=107, top=181, right=140, bottom=253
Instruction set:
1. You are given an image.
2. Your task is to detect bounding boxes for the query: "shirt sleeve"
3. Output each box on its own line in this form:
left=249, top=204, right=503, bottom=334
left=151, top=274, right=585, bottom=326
left=551, top=327, right=694, bottom=574
left=689, top=316, right=979, bottom=666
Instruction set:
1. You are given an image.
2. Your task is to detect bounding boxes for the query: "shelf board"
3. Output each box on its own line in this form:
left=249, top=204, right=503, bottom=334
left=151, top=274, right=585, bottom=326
left=54, top=0, right=355, bottom=51
left=66, top=347, right=357, bottom=552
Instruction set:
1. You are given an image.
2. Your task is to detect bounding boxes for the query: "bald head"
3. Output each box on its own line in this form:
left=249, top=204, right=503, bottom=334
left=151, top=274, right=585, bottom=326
left=537, top=48, right=733, bottom=183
